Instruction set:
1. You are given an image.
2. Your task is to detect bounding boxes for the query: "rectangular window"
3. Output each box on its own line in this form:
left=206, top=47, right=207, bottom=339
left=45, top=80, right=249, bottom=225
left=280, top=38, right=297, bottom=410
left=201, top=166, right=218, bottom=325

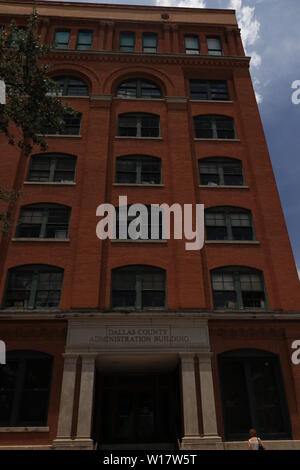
left=54, top=30, right=70, bottom=49
left=43, top=113, right=81, bottom=136
left=190, top=80, right=229, bottom=101
left=120, top=32, right=135, bottom=52
left=143, top=33, right=157, bottom=53
left=27, top=155, right=76, bottom=183
left=207, top=36, right=222, bottom=56
left=76, top=30, right=93, bottom=50
left=185, top=35, right=200, bottom=54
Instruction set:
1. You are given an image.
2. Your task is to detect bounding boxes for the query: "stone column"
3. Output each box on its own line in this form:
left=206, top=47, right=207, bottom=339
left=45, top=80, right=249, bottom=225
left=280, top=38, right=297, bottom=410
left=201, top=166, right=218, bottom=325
left=180, top=353, right=201, bottom=449
left=52, top=354, right=78, bottom=449
left=75, top=355, right=96, bottom=449
left=197, top=354, right=223, bottom=449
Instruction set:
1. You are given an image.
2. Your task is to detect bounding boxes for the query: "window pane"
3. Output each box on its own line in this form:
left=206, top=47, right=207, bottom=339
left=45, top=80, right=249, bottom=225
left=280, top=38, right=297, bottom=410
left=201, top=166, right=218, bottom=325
left=185, top=36, right=200, bottom=54
left=117, top=80, right=137, bottom=98
left=120, top=32, right=135, bottom=52
left=190, top=81, right=208, bottom=100
left=141, top=116, right=159, bottom=137
left=213, top=291, right=237, bottom=309
left=194, top=117, right=213, bottom=138
left=54, top=30, right=70, bottom=49
left=77, top=30, right=93, bottom=50
left=140, top=81, right=161, bottom=99
left=215, top=117, right=235, bottom=139
left=142, top=291, right=165, bottom=308
left=118, top=115, right=138, bottom=137
left=207, top=37, right=222, bottom=55
left=143, top=34, right=157, bottom=53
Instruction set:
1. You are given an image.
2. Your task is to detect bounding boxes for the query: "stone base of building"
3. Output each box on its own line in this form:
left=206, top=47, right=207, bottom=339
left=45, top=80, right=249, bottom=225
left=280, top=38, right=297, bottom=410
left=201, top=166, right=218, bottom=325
left=52, top=438, right=94, bottom=450
left=180, top=436, right=224, bottom=450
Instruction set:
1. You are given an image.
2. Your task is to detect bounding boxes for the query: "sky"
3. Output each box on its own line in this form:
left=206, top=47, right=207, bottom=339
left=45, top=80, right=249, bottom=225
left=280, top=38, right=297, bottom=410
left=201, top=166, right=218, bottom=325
left=52, top=0, right=300, bottom=278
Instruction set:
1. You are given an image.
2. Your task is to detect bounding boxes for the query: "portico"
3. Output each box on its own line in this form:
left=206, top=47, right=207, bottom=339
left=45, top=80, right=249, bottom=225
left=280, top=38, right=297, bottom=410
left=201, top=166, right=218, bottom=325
left=52, top=315, right=223, bottom=450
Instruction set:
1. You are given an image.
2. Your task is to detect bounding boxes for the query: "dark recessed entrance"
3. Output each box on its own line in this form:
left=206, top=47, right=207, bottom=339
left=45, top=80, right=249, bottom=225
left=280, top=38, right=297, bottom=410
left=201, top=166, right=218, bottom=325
left=93, top=369, right=181, bottom=449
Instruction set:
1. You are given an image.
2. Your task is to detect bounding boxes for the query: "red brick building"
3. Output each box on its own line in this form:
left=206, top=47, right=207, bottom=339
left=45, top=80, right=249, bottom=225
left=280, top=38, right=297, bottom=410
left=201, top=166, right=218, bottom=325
left=0, top=0, right=300, bottom=450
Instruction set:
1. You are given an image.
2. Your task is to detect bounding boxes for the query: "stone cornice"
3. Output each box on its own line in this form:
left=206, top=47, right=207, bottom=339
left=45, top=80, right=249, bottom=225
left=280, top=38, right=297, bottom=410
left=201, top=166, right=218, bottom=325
left=1, top=310, right=300, bottom=321
left=48, top=50, right=250, bottom=68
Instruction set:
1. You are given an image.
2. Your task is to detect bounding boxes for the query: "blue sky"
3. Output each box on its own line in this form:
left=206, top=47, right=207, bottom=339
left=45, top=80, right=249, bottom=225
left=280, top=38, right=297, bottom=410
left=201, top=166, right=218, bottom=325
left=54, top=0, right=300, bottom=276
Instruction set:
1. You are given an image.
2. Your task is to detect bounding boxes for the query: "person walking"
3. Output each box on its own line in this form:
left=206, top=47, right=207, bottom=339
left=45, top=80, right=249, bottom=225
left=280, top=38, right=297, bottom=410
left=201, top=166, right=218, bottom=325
left=248, top=428, right=265, bottom=451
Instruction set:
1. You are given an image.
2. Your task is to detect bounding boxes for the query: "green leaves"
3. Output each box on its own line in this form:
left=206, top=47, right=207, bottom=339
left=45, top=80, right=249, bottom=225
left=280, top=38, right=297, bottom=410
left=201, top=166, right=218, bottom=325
left=0, top=9, right=75, bottom=156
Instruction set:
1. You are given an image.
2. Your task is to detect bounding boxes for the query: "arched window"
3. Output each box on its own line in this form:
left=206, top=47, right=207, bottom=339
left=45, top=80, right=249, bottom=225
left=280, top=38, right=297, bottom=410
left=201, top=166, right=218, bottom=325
left=0, top=351, right=53, bottom=426
left=115, top=156, right=162, bottom=184
left=116, top=79, right=162, bottom=99
left=16, top=204, right=71, bottom=239
left=211, top=266, right=266, bottom=310
left=111, top=265, right=166, bottom=310
left=218, top=349, right=291, bottom=440
left=51, top=75, right=88, bottom=96
left=194, top=115, right=236, bottom=139
left=4, top=265, right=64, bottom=310
left=199, top=157, right=244, bottom=186
left=205, top=207, right=254, bottom=241
left=118, top=113, right=160, bottom=138
left=115, top=205, right=163, bottom=240
left=27, top=153, right=77, bottom=183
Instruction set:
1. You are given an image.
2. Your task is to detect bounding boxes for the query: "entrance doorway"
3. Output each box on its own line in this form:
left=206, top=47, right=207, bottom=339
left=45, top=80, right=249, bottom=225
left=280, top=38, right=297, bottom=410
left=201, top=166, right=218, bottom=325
left=93, top=369, right=181, bottom=449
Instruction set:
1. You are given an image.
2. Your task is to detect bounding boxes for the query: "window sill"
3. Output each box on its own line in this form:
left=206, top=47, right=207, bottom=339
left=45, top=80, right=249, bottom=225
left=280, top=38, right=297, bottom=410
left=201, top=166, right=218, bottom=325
left=39, top=135, right=82, bottom=138
left=12, top=238, right=70, bottom=242
left=0, top=427, right=49, bottom=433
left=206, top=240, right=260, bottom=245
left=111, top=239, right=167, bottom=244
left=24, top=182, right=76, bottom=186
left=199, top=185, right=249, bottom=190
left=115, top=136, right=162, bottom=140
left=113, top=97, right=164, bottom=102
left=190, top=100, right=233, bottom=104
left=113, top=183, right=164, bottom=187
left=194, top=138, right=240, bottom=142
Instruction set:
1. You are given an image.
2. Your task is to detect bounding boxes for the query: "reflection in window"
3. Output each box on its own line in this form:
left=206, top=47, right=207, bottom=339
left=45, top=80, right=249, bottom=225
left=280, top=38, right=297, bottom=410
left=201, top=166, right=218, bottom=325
left=116, top=79, right=161, bottom=99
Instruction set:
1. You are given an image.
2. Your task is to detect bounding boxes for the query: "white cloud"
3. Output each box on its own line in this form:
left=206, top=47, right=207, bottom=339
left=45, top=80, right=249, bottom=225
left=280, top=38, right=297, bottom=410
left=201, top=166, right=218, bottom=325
left=298, top=268, right=300, bottom=281
left=228, top=1, right=262, bottom=100
left=155, top=0, right=206, bottom=7
left=251, top=50, right=262, bottom=68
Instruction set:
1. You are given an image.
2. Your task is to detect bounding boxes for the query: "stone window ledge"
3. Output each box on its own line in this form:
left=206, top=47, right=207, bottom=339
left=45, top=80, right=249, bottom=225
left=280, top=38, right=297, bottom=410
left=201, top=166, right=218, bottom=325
left=206, top=240, right=260, bottom=245
left=199, top=185, right=249, bottom=190
left=0, top=427, right=49, bottom=433
left=24, top=182, right=76, bottom=186
left=12, top=238, right=70, bottom=242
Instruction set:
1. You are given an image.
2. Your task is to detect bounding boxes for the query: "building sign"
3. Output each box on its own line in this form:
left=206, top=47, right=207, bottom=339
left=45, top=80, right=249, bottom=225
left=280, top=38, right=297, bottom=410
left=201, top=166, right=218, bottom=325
left=67, top=320, right=210, bottom=351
